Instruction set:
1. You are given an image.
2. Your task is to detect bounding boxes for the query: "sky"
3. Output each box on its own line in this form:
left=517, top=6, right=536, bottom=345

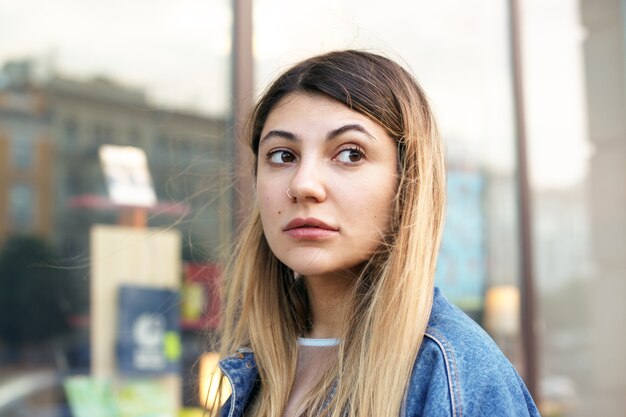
left=0, top=0, right=591, bottom=189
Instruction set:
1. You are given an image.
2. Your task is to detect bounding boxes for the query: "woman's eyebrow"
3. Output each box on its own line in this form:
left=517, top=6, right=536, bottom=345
left=327, top=124, right=377, bottom=142
left=259, top=129, right=300, bottom=144
left=259, top=124, right=377, bottom=145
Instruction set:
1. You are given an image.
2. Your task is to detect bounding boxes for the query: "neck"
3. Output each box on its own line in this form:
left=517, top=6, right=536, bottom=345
left=303, top=271, right=356, bottom=339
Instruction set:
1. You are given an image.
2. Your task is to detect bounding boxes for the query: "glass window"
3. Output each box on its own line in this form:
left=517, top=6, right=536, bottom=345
left=63, top=117, right=78, bottom=152
left=523, top=0, right=624, bottom=415
left=128, top=126, right=142, bottom=148
left=9, top=183, right=34, bottom=229
left=10, top=128, right=32, bottom=169
left=0, top=0, right=233, bottom=413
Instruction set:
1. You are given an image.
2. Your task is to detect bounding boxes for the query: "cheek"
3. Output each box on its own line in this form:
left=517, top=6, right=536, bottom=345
left=256, top=185, right=282, bottom=230
left=256, top=178, right=272, bottom=206
left=257, top=191, right=273, bottom=218
left=368, top=196, right=394, bottom=230
left=344, top=176, right=396, bottom=224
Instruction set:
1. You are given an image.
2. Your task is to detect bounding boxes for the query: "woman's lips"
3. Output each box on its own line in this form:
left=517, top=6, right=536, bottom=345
left=284, top=217, right=339, bottom=240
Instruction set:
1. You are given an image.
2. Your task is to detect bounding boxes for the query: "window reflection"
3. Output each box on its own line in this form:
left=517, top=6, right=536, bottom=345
left=1, top=0, right=232, bottom=414
left=1, top=0, right=621, bottom=415
left=9, top=184, right=34, bottom=230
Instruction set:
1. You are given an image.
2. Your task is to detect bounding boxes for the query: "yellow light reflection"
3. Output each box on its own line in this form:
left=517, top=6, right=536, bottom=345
left=484, top=285, right=521, bottom=336
left=199, top=352, right=231, bottom=416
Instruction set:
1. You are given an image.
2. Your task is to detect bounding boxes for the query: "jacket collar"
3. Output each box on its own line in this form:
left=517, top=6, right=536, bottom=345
left=218, top=288, right=446, bottom=416
left=219, top=348, right=259, bottom=417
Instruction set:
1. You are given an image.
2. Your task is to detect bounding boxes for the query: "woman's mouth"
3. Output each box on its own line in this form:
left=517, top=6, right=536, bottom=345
left=284, top=217, right=339, bottom=240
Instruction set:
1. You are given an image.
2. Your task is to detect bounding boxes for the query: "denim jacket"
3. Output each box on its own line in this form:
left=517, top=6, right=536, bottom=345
left=218, top=288, right=541, bottom=417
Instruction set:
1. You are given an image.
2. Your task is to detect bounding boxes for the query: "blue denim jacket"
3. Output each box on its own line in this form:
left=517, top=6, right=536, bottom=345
left=218, top=288, right=541, bottom=417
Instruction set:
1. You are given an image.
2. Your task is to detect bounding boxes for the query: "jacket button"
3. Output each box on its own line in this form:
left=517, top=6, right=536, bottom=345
left=237, top=352, right=245, bottom=359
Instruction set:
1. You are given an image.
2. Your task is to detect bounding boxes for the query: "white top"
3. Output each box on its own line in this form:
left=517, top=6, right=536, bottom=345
left=281, top=338, right=340, bottom=417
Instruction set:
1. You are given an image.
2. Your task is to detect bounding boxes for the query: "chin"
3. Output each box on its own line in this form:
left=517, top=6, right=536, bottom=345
left=286, top=263, right=333, bottom=278
left=271, top=246, right=369, bottom=278
left=287, top=260, right=366, bottom=280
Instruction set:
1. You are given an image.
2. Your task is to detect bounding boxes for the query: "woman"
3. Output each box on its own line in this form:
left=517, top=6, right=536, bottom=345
left=217, top=50, right=540, bottom=417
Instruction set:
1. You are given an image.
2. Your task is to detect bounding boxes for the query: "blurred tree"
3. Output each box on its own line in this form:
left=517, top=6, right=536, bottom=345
left=0, top=235, right=87, bottom=360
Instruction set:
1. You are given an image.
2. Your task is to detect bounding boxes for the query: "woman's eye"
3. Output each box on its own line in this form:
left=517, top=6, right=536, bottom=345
left=336, top=148, right=364, bottom=163
left=268, top=150, right=296, bottom=164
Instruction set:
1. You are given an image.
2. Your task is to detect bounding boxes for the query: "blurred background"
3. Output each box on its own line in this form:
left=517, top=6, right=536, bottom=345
left=0, top=0, right=623, bottom=416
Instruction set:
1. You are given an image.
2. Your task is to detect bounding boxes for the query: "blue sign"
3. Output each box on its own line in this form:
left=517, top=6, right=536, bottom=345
left=116, top=285, right=181, bottom=374
left=435, top=170, right=486, bottom=312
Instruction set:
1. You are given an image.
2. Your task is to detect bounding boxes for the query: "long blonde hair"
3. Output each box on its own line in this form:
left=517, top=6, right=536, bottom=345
left=220, top=50, right=446, bottom=417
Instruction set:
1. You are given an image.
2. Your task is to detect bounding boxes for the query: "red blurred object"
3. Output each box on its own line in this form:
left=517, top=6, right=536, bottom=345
left=181, top=263, right=222, bottom=330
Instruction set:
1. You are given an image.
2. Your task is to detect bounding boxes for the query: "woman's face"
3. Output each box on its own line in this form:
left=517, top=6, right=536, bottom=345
left=256, top=93, right=398, bottom=278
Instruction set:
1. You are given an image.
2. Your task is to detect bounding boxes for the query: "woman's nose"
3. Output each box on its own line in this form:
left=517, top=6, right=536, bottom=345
left=288, top=159, right=327, bottom=203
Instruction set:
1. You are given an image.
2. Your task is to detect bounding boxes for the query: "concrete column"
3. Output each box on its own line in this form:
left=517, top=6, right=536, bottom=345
left=579, top=0, right=626, bottom=414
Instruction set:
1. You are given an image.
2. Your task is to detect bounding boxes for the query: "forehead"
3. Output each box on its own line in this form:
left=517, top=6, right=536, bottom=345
left=261, top=92, right=384, bottom=137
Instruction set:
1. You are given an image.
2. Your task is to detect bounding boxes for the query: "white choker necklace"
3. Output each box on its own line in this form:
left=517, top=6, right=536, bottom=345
left=297, top=337, right=340, bottom=347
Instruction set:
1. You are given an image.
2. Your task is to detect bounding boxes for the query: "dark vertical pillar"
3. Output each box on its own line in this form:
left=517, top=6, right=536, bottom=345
left=509, top=0, right=539, bottom=401
left=232, top=0, right=254, bottom=232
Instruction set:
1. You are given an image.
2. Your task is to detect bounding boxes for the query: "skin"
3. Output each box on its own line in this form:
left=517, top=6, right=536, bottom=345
left=256, top=92, right=398, bottom=338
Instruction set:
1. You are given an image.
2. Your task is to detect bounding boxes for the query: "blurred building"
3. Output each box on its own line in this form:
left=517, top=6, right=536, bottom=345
left=0, top=64, right=53, bottom=240
left=0, top=59, right=229, bottom=260
left=485, top=172, right=521, bottom=288
left=533, top=184, right=592, bottom=293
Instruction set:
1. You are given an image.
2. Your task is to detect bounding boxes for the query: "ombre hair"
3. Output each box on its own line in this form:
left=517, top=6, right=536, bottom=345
left=219, top=50, right=446, bottom=417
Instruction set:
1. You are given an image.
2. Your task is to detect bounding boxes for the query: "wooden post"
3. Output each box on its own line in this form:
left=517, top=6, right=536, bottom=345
left=118, top=206, right=148, bottom=228
left=509, top=0, right=539, bottom=400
